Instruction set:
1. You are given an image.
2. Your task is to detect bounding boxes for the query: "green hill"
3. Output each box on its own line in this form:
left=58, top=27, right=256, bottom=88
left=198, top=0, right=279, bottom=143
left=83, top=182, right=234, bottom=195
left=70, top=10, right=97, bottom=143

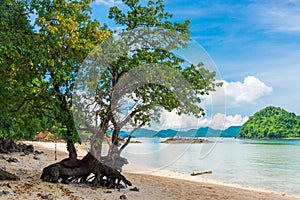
left=238, top=106, right=300, bottom=139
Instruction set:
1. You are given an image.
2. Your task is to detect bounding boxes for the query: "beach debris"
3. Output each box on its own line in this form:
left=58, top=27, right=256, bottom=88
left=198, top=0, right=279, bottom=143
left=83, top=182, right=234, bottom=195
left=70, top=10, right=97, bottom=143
left=34, top=156, right=40, bottom=160
left=120, top=194, right=127, bottom=199
left=6, top=157, right=19, bottom=163
left=190, top=170, right=213, bottom=176
left=0, top=168, right=20, bottom=181
left=25, top=183, right=33, bottom=187
left=103, top=190, right=112, bottom=193
left=0, top=138, right=34, bottom=155
left=0, top=190, right=10, bottom=196
left=129, top=187, right=140, bottom=192
left=34, top=150, right=44, bottom=155
left=37, top=193, right=55, bottom=200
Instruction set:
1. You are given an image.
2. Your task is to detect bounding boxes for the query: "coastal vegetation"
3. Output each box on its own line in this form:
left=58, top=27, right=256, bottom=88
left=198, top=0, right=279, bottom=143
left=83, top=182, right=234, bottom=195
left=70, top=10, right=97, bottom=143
left=238, top=106, right=300, bottom=139
left=0, top=0, right=220, bottom=188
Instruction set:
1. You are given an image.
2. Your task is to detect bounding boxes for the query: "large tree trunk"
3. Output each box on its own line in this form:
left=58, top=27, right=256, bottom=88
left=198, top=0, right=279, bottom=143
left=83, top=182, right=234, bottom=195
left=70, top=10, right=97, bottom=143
left=90, top=133, right=104, bottom=161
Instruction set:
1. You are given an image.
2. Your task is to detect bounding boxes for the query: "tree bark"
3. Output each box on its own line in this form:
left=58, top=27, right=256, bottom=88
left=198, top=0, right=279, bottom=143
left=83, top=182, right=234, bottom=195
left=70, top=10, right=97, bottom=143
left=41, top=152, right=132, bottom=188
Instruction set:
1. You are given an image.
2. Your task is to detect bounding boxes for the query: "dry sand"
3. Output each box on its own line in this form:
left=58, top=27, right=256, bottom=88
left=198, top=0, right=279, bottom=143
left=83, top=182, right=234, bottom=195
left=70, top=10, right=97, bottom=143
left=0, top=141, right=299, bottom=200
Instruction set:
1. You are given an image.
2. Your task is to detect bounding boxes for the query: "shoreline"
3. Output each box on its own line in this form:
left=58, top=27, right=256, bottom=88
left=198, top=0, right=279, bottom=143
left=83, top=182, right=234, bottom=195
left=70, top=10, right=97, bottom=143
left=122, top=162, right=300, bottom=199
left=17, top=141, right=300, bottom=199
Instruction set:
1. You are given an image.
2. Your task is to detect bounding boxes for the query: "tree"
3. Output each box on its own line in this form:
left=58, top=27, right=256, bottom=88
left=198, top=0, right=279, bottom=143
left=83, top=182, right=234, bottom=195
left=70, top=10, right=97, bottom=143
left=29, top=0, right=134, bottom=188
left=1, top=0, right=221, bottom=188
left=0, top=0, right=45, bottom=139
left=73, top=0, right=221, bottom=170
left=30, top=0, right=109, bottom=144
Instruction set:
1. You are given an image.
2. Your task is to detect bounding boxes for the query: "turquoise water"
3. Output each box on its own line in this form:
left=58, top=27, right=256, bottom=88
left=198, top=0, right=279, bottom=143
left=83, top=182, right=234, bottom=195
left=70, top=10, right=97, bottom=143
left=122, top=138, right=300, bottom=196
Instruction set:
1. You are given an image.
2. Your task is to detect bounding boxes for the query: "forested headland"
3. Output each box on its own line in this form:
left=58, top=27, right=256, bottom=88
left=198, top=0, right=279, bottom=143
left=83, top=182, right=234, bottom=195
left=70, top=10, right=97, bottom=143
left=238, top=106, right=300, bottom=139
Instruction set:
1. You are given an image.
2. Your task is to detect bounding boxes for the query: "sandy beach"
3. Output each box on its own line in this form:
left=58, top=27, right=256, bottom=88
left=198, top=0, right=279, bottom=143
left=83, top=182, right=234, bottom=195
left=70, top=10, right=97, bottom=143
left=0, top=141, right=299, bottom=200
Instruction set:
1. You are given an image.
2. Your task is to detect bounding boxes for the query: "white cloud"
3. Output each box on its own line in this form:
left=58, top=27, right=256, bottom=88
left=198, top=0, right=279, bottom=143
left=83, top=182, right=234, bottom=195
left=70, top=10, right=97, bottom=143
left=248, top=1, right=300, bottom=33
left=148, top=110, right=201, bottom=130
left=94, top=0, right=122, bottom=7
left=262, top=7, right=300, bottom=33
left=146, top=76, right=267, bottom=130
left=225, top=76, right=273, bottom=104
left=210, top=113, right=249, bottom=130
left=147, top=109, right=248, bottom=131
left=203, top=76, right=273, bottom=107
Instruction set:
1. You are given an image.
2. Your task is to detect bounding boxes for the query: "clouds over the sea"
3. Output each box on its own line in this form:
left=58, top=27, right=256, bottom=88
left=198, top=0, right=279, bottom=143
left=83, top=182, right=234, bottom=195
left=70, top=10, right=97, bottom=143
left=148, top=110, right=248, bottom=131
left=203, top=76, right=273, bottom=107
left=148, top=75, right=270, bottom=130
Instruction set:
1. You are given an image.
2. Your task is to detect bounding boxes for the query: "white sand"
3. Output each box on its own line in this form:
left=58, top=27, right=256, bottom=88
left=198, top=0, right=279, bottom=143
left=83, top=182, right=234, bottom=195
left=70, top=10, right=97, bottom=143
left=0, top=141, right=299, bottom=200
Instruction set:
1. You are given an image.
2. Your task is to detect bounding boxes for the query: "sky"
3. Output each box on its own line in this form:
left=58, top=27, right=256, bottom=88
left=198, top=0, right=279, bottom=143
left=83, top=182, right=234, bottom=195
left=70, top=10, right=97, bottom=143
left=89, top=0, right=300, bottom=130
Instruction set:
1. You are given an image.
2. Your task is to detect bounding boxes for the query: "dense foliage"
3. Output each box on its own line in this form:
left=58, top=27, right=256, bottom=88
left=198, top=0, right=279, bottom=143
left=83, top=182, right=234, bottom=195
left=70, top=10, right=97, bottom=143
left=0, top=0, right=109, bottom=141
left=0, top=0, right=43, bottom=139
left=238, top=106, right=300, bottom=138
left=0, top=0, right=220, bottom=169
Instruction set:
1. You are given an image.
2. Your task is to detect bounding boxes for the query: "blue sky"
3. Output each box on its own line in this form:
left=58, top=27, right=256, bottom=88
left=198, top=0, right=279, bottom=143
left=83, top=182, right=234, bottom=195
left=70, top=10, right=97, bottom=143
left=90, top=0, right=300, bottom=129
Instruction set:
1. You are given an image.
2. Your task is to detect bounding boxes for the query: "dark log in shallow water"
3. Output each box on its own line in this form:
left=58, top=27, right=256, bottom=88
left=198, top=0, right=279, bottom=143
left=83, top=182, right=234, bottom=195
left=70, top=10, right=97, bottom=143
left=190, top=170, right=212, bottom=176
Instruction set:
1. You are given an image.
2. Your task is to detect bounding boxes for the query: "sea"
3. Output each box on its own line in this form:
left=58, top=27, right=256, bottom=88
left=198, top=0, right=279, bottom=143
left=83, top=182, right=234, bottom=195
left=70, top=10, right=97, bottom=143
left=121, top=138, right=300, bottom=196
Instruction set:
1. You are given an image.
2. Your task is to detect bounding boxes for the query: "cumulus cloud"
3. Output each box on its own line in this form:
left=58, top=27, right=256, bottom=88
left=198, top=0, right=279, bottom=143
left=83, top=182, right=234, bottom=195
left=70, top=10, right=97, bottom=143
left=148, top=110, right=201, bottom=130
left=210, top=113, right=249, bottom=130
left=94, top=0, right=122, bottom=7
left=148, top=110, right=248, bottom=130
left=225, top=76, right=273, bottom=104
left=203, top=76, right=273, bottom=107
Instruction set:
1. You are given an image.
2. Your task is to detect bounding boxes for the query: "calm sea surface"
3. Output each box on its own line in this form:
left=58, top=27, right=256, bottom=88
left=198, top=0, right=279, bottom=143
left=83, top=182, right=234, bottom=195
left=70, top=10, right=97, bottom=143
left=122, top=138, right=300, bottom=196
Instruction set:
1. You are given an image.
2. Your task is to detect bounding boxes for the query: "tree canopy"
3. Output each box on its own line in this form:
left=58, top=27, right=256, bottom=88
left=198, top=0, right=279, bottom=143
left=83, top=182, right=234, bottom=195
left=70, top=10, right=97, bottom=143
left=0, top=0, right=109, bottom=142
left=0, top=0, right=43, bottom=139
left=0, top=0, right=221, bottom=169
left=238, top=106, right=300, bottom=139
left=73, top=0, right=221, bottom=167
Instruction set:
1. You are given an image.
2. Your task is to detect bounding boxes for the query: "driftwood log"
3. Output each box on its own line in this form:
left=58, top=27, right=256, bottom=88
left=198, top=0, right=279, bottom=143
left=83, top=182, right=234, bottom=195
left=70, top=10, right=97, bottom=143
left=190, top=170, right=213, bottom=176
left=41, top=141, right=132, bottom=189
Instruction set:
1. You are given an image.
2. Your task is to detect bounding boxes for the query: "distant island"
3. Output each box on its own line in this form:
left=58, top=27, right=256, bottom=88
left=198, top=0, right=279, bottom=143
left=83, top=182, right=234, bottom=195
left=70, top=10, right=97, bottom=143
left=160, top=136, right=210, bottom=143
left=238, top=106, right=300, bottom=139
left=119, top=126, right=242, bottom=139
